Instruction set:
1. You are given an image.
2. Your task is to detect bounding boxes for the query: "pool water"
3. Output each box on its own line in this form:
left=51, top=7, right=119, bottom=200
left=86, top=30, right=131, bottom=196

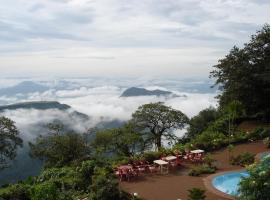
left=212, top=152, right=270, bottom=196
left=212, top=171, right=249, bottom=196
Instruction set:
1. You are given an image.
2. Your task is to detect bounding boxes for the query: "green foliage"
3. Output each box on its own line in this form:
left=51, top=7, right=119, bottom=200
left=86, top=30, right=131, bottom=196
left=263, top=137, right=270, bottom=148
left=31, top=182, right=61, bottom=200
left=90, top=168, right=122, bottom=200
left=131, top=102, right=189, bottom=150
left=248, top=127, right=270, bottom=140
left=0, top=116, right=23, bottom=169
left=187, top=188, right=206, bottom=200
left=93, top=123, right=147, bottom=157
left=29, top=132, right=90, bottom=167
left=206, top=117, right=228, bottom=135
left=172, top=143, right=185, bottom=154
left=230, top=131, right=248, bottom=143
left=210, top=24, right=270, bottom=120
left=0, top=184, right=31, bottom=200
left=37, top=167, right=81, bottom=191
left=203, top=154, right=216, bottom=168
left=0, top=159, right=113, bottom=200
left=230, top=152, right=255, bottom=166
left=238, top=159, right=270, bottom=200
left=187, top=107, right=219, bottom=139
left=191, top=131, right=227, bottom=151
left=188, top=164, right=216, bottom=176
left=143, top=151, right=162, bottom=163
left=223, top=100, right=246, bottom=136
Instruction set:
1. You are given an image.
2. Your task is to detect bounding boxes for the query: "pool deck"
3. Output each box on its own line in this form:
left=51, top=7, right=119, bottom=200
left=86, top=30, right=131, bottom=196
left=121, top=141, right=269, bottom=200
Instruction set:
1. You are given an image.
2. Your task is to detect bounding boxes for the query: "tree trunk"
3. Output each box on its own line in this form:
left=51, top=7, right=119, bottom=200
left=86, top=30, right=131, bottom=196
left=155, top=135, right=162, bottom=151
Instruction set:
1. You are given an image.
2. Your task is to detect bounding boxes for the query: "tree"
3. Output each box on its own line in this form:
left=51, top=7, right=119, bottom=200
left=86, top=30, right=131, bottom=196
left=238, top=158, right=270, bottom=200
left=29, top=132, right=90, bottom=167
left=93, top=123, right=148, bottom=157
left=186, top=107, right=219, bottom=139
left=131, top=102, right=189, bottom=150
left=223, top=100, right=246, bottom=136
left=188, top=188, right=206, bottom=200
left=0, top=116, right=23, bottom=169
left=46, top=122, right=64, bottom=136
left=210, top=24, right=270, bottom=120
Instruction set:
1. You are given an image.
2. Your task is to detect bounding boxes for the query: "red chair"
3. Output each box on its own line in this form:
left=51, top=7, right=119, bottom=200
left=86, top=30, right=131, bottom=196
left=138, top=166, right=146, bottom=174
left=148, top=165, right=158, bottom=173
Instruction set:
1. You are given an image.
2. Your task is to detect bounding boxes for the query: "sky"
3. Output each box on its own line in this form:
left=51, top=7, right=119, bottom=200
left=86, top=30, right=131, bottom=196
left=0, top=0, right=269, bottom=78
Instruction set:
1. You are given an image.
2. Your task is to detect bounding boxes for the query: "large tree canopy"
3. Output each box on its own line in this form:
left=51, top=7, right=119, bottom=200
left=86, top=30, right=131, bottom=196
left=93, top=123, right=148, bottom=157
left=210, top=24, right=270, bottom=120
left=0, top=116, right=22, bottom=169
left=29, top=132, right=90, bottom=168
left=186, top=107, right=219, bottom=139
left=131, top=102, right=189, bottom=150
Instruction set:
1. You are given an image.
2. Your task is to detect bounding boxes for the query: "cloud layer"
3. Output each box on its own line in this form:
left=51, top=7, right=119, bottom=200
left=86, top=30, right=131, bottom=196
left=0, top=0, right=269, bottom=77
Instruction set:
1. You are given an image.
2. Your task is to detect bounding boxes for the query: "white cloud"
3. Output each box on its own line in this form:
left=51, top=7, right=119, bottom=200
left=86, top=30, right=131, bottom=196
left=0, top=0, right=269, bottom=77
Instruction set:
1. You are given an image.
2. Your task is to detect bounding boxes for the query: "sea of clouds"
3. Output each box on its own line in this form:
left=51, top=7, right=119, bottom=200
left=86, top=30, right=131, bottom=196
left=0, top=77, right=218, bottom=184
left=0, top=77, right=218, bottom=139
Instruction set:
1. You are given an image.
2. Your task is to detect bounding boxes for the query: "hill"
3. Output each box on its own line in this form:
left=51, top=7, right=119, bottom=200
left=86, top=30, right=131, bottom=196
left=0, top=81, right=49, bottom=96
left=0, top=101, right=89, bottom=120
left=120, top=87, right=179, bottom=97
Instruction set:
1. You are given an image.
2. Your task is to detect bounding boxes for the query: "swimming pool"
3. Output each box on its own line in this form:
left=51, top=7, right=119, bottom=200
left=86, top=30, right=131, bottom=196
left=212, top=171, right=249, bottom=196
left=212, top=152, right=270, bottom=196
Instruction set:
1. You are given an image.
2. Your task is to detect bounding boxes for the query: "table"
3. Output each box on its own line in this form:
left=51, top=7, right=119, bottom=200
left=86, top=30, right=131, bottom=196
left=190, top=149, right=204, bottom=154
left=154, top=160, right=169, bottom=174
left=165, top=155, right=177, bottom=161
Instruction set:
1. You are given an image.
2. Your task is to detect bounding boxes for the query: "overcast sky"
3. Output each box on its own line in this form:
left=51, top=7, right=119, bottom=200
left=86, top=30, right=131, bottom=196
left=0, top=0, right=269, bottom=78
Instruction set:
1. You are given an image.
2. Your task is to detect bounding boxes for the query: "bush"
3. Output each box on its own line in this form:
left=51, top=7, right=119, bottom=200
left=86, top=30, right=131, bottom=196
left=0, top=184, right=31, bottom=200
left=230, top=131, right=248, bottom=143
left=90, top=168, right=122, bottom=200
left=188, top=188, right=206, bottom=200
left=192, top=131, right=227, bottom=151
left=230, top=152, right=255, bottom=166
left=248, top=127, right=270, bottom=140
left=263, top=137, right=270, bottom=148
left=31, top=182, right=62, bottom=200
left=188, top=164, right=216, bottom=176
left=143, top=151, right=162, bottom=163
left=238, top=159, right=270, bottom=200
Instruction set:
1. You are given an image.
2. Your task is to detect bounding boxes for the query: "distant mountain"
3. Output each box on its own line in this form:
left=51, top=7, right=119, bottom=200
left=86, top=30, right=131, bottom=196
left=0, top=81, right=49, bottom=96
left=0, top=101, right=89, bottom=120
left=120, top=87, right=179, bottom=97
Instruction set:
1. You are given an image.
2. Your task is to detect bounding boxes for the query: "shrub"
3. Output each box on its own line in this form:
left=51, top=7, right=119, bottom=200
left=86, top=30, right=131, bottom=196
left=263, top=137, right=270, bottom=148
left=203, top=154, right=216, bottom=168
left=31, top=182, right=62, bottom=200
left=230, top=152, right=255, bottom=166
left=230, top=131, right=248, bottom=143
left=188, top=188, right=206, bottom=200
left=90, top=167, right=122, bottom=200
left=238, top=159, right=270, bottom=200
left=192, top=131, right=227, bottom=151
left=188, top=164, right=216, bottom=176
left=172, top=143, right=185, bottom=154
left=0, top=184, right=31, bottom=200
left=143, top=151, right=162, bottom=163
left=248, top=127, right=270, bottom=140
